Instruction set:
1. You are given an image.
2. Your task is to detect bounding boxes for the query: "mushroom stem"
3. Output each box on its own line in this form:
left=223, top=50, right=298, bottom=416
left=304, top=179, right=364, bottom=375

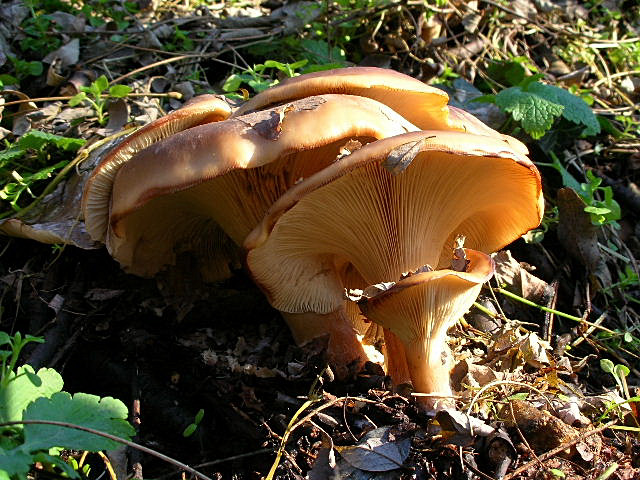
left=382, top=328, right=412, bottom=387
left=280, top=308, right=368, bottom=379
left=403, top=334, right=453, bottom=410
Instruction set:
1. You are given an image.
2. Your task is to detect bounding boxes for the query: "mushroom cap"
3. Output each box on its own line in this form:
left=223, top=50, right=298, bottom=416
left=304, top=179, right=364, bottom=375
left=83, top=94, right=232, bottom=242
left=358, top=249, right=495, bottom=400
left=233, top=66, right=452, bottom=130
left=245, top=130, right=543, bottom=315
left=106, top=94, right=418, bottom=278
left=358, top=249, right=494, bottom=345
left=232, top=67, right=528, bottom=155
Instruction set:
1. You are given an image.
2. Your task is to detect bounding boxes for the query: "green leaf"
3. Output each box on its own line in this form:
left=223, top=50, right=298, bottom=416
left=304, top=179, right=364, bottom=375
left=31, top=452, right=80, bottom=479
left=182, top=423, right=197, bottom=438
left=69, top=92, right=87, bottom=107
left=0, top=332, right=10, bottom=346
left=549, top=468, right=566, bottom=478
left=94, top=75, right=109, bottom=93
left=194, top=408, right=204, bottom=424
left=584, top=206, right=612, bottom=215
left=17, top=131, right=85, bottom=152
left=614, top=364, right=630, bottom=378
left=527, top=83, right=600, bottom=136
left=108, top=85, right=132, bottom=98
left=495, top=86, right=564, bottom=139
left=0, top=366, right=63, bottom=423
left=27, top=62, right=43, bottom=77
left=22, top=392, right=135, bottom=452
left=222, top=74, right=243, bottom=93
left=0, top=448, right=32, bottom=477
left=600, top=358, right=615, bottom=374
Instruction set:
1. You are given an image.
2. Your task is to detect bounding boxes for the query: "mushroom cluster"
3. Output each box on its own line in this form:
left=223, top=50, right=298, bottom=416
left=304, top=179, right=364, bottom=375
left=82, top=67, right=543, bottom=408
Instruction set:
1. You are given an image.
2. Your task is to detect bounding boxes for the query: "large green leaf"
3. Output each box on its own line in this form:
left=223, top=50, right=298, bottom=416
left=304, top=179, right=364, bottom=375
left=22, top=392, right=135, bottom=452
left=0, top=366, right=63, bottom=424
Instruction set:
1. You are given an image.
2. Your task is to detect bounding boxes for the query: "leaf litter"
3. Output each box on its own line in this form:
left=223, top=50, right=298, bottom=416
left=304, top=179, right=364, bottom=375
left=0, top=0, right=639, bottom=479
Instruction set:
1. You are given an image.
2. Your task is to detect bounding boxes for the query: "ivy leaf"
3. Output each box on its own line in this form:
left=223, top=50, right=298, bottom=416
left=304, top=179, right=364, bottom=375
left=22, top=392, right=135, bottom=452
left=527, top=82, right=600, bottom=136
left=0, top=366, right=63, bottom=423
left=495, top=86, right=564, bottom=139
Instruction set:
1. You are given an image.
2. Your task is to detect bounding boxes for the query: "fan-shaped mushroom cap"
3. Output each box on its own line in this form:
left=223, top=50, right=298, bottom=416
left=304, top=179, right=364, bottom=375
left=358, top=249, right=495, bottom=409
left=233, top=67, right=528, bottom=156
left=233, top=67, right=451, bottom=129
left=83, top=95, right=232, bottom=242
left=105, top=94, right=418, bottom=279
left=245, top=130, right=543, bottom=317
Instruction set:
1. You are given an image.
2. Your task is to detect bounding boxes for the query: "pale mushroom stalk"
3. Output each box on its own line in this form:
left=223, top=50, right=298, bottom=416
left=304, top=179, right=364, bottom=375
left=358, top=249, right=494, bottom=409
left=382, top=328, right=412, bottom=387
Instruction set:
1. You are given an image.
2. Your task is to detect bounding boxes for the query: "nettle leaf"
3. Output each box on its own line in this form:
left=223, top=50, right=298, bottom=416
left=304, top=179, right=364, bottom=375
left=17, top=130, right=85, bottom=152
left=495, top=86, right=564, bottom=139
left=0, top=366, right=63, bottom=423
left=22, top=392, right=135, bottom=452
left=527, top=82, right=600, bottom=136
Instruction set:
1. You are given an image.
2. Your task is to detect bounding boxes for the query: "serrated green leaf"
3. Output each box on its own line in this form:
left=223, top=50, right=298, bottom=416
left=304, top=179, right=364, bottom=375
left=17, top=131, right=85, bottom=152
left=527, top=83, right=600, bottom=136
left=109, top=85, right=132, bottom=98
left=22, top=392, right=135, bottom=452
left=0, top=366, right=63, bottom=423
left=495, top=86, right=564, bottom=139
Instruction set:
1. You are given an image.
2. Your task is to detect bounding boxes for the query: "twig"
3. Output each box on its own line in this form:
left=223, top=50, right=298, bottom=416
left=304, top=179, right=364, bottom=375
left=502, top=421, right=617, bottom=480
left=0, top=92, right=182, bottom=107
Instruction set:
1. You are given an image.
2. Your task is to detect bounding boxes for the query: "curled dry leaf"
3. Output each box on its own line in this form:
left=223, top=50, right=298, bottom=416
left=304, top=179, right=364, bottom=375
left=382, top=138, right=429, bottom=175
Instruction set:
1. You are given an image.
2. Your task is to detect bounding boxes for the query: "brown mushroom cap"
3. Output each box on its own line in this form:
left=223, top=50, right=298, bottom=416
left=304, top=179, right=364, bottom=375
left=105, top=94, right=418, bottom=279
left=245, top=129, right=543, bottom=316
left=358, top=249, right=495, bottom=408
left=232, top=67, right=528, bottom=156
left=233, top=66, right=451, bottom=129
left=83, top=94, right=232, bottom=242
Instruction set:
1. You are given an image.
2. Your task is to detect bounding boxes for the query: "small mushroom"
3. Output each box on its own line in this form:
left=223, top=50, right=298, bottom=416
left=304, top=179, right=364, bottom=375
left=83, top=94, right=232, bottom=242
left=245, top=130, right=542, bottom=385
left=358, top=248, right=495, bottom=410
